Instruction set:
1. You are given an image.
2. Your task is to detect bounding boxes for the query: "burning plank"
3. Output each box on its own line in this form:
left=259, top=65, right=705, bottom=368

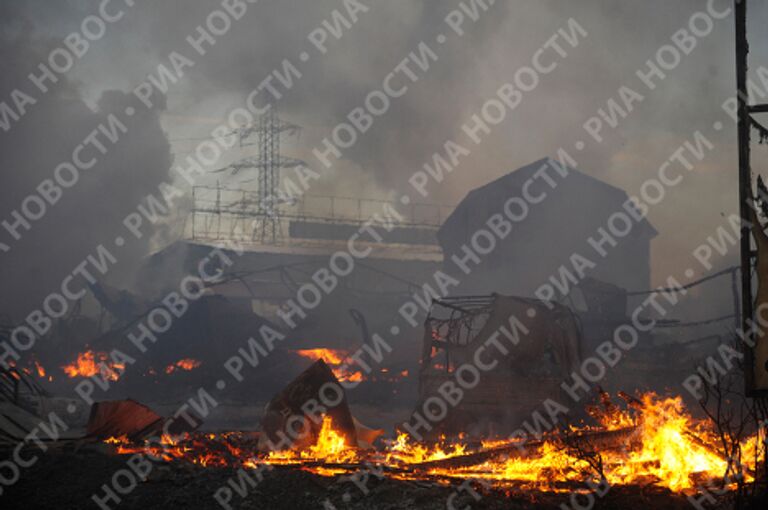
left=407, top=426, right=638, bottom=471
left=92, top=392, right=757, bottom=494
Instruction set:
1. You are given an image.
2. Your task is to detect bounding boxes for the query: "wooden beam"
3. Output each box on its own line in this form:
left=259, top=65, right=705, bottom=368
left=409, top=426, right=637, bottom=471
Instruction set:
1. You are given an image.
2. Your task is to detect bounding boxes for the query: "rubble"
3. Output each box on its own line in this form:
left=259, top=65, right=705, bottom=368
left=86, top=399, right=200, bottom=441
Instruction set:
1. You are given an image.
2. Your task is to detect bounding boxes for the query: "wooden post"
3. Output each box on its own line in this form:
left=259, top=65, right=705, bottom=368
left=735, top=0, right=757, bottom=395
left=191, top=186, right=196, bottom=240
left=732, top=267, right=742, bottom=334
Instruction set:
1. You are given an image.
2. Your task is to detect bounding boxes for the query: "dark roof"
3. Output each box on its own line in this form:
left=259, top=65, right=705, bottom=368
left=439, top=157, right=658, bottom=241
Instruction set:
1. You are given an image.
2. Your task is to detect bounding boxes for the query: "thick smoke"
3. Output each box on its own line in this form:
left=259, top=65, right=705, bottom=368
left=124, top=0, right=514, bottom=188
left=2, top=0, right=765, bottom=322
left=0, top=9, right=173, bottom=320
left=125, top=0, right=763, bottom=322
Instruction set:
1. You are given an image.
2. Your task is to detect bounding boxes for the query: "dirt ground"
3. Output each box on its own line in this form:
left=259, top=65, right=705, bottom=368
left=1, top=450, right=701, bottom=510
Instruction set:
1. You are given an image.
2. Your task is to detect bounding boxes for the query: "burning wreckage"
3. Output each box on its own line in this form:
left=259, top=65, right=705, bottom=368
left=1, top=285, right=765, bottom=510
left=1, top=158, right=767, bottom=509
left=0, top=143, right=767, bottom=510
left=8, top=0, right=768, bottom=506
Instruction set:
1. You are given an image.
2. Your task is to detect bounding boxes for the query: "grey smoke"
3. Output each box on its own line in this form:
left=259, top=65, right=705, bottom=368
left=0, top=9, right=173, bottom=319
left=2, top=0, right=767, bottom=324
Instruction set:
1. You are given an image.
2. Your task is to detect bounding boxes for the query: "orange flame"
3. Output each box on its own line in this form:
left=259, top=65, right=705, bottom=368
left=99, top=393, right=762, bottom=494
left=413, top=393, right=753, bottom=492
left=33, top=360, right=46, bottom=378
left=61, top=350, right=124, bottom=381
left=295, top=348, right=345, bottom=365
left=267, top=416, right=358, bottom=465
left=164, top=358, right=202, bottom=374
left=385, top=433, right=466, bottom=464
left=294, top=348, right=364, bottom=383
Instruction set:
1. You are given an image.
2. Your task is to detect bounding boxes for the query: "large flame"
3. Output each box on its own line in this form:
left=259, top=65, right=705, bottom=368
left=417, top=394, right=751, bottom=492
left=608, top=394, right=732, bottom=491
left=101, top=393, right=762, bottom=494
left=267, top=416, right=358, bottom=466
left=62, top=350, right=125, bottom=381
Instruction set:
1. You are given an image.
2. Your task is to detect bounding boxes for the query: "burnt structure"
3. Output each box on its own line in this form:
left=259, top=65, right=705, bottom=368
left=136, top=239, right=438, bottom=353
left=438, top=158, right=657, bottom=298
left=416, top=294, right=582, bottom=437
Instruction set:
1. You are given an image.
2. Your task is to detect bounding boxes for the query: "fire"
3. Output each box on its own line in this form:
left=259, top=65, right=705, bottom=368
left=608, top=394, right=732, bottom=491
left=267, top=416, right=358, bottom=465
left=164, top=358, right=202, bottom=374
left=309, top=416, right=356, bottom=462
left=418, top=393, right=752, bottom=492
left=295, top=348, right=345, bottom=365
left=33, top=360, right=46, bottom=378
left=385, top=433, right=467, bottom=464
left=62, top=350, right=125, bottom=381
left=294, top=348, right=364, bottom=383
left=100, top=393, right=762, bottom=495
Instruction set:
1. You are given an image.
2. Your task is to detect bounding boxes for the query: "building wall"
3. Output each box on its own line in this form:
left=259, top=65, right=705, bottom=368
left=439, top=165, right=653, bottom=297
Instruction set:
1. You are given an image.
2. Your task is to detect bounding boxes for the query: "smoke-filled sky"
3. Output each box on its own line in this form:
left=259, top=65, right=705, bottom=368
left=2, top=0, right=768, bottom=318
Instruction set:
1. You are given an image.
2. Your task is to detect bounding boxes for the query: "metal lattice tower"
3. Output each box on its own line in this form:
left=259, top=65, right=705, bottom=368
left=256, top=108, right=282, bottom=243
left=211, top=107, right=303, bottom=244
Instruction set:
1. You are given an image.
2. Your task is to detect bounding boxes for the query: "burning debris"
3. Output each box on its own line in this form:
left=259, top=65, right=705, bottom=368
left=60, top=350, right=204, bottom=381
left=5, top=4, right=768, bottom=509
left=86, top=399, right=201, bottom=442
left=62, top=350, right=126, bottom=381
left=294, top=348, right=364, bottom=383
left=416, top=295, right=583, bottom=437
left=92, top=392, right=760, bottom=494
left=260, top=359, right=362, bottom=451
left=62, top=359, right=761, bottom=497
left=164, top=358, right=203, bottom=375
left=2, top=281, right=766, bottom=508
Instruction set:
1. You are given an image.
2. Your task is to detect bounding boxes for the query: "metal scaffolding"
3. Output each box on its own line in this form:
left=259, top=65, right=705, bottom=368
left=188, top=184, right=452, bottom=250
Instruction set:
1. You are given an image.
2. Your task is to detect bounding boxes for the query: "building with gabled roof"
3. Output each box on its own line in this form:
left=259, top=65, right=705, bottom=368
left=438, top=158, right=657, bottom=298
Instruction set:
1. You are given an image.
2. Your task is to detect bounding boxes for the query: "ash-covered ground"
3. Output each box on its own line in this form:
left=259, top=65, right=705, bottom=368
left=2, top=450, right=697, bottom=510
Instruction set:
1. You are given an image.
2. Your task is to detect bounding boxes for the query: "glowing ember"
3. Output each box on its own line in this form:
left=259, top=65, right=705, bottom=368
left=164, top=358, right=202, bottom=374
left=378, top=368, right=409, bottom=382
left=101, top=393, right=762, bottom=494
left=62, top=350, right=125, bottom=381
left=33, top=360, right=46, bottom=378
left=294, top=348, right=364, bottom=383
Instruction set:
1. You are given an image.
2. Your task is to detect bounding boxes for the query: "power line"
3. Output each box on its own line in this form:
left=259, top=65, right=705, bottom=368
left=189, top=106, right=307, bottom=244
